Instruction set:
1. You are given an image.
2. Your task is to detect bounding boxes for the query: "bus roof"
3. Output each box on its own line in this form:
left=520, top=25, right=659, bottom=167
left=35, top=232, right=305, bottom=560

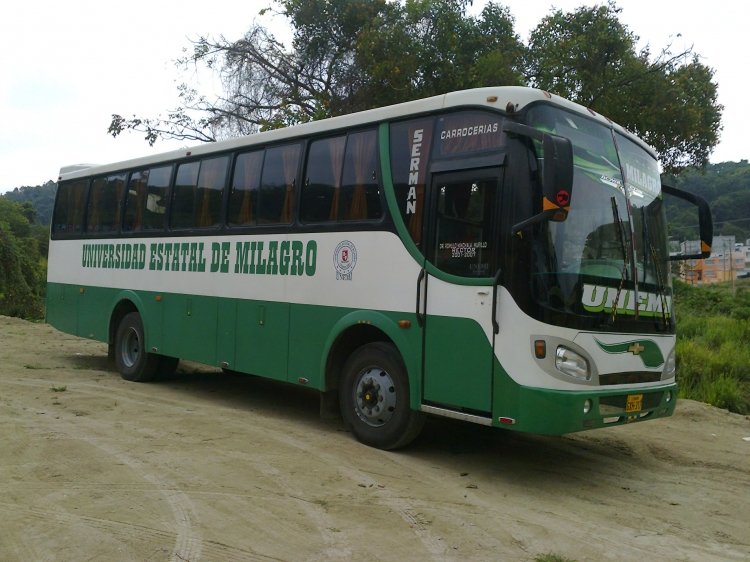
left=58, top=86, right=655, bottom=182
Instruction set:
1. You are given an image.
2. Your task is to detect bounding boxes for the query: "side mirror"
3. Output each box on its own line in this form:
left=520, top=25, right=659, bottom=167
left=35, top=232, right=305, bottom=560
left=503, top=121, right=574, bottom=230
left=541, top=133, right=574, bottom=221
left=662, top=182, right=713, bottom=260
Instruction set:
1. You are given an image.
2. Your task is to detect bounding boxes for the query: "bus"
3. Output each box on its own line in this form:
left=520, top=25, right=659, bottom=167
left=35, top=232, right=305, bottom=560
left=47, top=86, right=713, bottom=450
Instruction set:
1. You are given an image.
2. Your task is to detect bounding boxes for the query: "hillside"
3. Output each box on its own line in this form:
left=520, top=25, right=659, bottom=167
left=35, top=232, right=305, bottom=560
left=2, top=180, right=56, bottom=225
left=666, top=160, right=750, bottom=242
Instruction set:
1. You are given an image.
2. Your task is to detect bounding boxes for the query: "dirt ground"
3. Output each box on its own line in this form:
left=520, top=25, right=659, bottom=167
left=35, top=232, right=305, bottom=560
left=1, top=315, right=748, bottom=562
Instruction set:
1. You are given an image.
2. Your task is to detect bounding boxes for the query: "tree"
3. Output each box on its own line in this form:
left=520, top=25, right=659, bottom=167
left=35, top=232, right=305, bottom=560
left=363, top=0, right=525, bottom=100
left=4, top=180, right=58, bottom=225
left=108, top=0, right=720, bottom=172
left=526, top=2, right=721, bottom=172
left=0, top=198, right=46, bottom=319
left=109, top=0, right=524, bottom=141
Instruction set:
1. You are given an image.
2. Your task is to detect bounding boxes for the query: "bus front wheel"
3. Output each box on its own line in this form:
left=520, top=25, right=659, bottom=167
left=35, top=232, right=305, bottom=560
left=114, top=312, right=159, bottom=382
left=340, top=342, right=425, bottom=450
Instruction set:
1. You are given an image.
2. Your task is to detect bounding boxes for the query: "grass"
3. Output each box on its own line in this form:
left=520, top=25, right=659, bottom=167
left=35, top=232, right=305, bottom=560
left=674, top=279, right=750, bottom=414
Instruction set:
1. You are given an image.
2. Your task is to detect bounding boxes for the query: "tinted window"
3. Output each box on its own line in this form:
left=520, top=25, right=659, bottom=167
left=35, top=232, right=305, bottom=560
left=86, top=174, right=126, bottom=234
left=431, top=171, right=499, bottom=277
left=390, top=117, right=434, bottom=247
left=301, top=136, right=346, bottom=222
left=228, top=150, right=264, bottom=226
left=172, top=162, right=200, bottom=229
left=171, top=157, right=228, bottom=229
left=123, top=165, right=171, bottom=232
left=52, top=179, right=88, bottom=235
left=340, top=129, right=381, bottom=221
left=259, top=144, right=300, bottom=224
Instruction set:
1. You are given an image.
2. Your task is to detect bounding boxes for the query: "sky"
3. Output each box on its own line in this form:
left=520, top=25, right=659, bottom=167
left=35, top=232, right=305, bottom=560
left=1, top=0, right=747, bottom=193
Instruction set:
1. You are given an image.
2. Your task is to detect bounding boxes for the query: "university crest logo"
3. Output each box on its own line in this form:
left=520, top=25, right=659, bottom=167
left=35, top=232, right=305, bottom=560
left=333, top=240, right=357, bottom=281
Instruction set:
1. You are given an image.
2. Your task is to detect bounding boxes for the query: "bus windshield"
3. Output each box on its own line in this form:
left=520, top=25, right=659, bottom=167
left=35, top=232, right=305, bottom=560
left=525, top=105, right=672, bottom=326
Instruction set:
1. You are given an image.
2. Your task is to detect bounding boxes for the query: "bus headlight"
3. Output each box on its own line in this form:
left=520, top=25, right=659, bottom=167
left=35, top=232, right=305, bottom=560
left=555, top=346, right=590, bottom=381
left=663, top=349, right=676, bottom=379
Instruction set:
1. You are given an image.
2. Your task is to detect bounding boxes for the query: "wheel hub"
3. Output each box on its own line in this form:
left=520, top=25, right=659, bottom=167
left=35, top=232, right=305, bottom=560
left=354, top=367, right=397, bottom=427
left=121, top=327, right=140, bottom=368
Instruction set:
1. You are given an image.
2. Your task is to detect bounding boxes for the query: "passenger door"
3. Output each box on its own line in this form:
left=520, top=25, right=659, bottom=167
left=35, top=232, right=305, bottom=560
left=421, top=169, right=502, bottom=413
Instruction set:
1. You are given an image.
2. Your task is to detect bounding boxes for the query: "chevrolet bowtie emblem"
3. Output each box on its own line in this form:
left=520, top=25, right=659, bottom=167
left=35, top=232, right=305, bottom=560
left=628, top=342, right=645, bottom=355
left=596, top=339, right=664, bottom=368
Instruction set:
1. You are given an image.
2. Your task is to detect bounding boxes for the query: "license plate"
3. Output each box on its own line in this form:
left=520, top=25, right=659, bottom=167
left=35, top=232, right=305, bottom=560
left=625, top=394, right=643, bottom=413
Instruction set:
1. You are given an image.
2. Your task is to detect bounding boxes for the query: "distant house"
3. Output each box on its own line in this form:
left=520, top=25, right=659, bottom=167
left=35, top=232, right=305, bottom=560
left=680, top=235, right=749, bottom=284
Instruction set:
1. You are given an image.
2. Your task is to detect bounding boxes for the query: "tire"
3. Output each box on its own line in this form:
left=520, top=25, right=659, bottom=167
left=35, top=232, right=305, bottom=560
left=339, top=342, right=425, bottom=450
left=114, top=312, right=159, bottom=382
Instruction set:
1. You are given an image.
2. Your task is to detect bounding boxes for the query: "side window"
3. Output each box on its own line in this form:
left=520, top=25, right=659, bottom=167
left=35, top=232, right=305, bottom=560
left=86, top=174, right=126, bottom=234
left=172, top=161, right=200, bottom=229
left=340, top=129, right=381, bottom=221
left=123, top=166, right=171, bottom=232
left=52, top=179, right=88, bottom=235
left=259, top=143, right=300, bottom=224
left=228, top=150, right=264, bottom=226
left=390, top=118, right=435, bottom=247
left=124, top=170, right=147, bottom=232
left=301, top=136, right=346, bottom=222
left=196, top=157, right=228, bottom=227
left=431, top=171, right=499, bottom=277
left=172, top=157, right=228, bottom=229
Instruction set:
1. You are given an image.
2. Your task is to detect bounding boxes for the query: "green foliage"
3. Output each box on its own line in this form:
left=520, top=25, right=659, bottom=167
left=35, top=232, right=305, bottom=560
left=526, top=2, right=721, bottom=172
left=3, top=180, right=57, bottom=225
left=666, top=160, right=750, bottom=242
left=674, top=280, right=750, bottom=414
left=0, top=197, right=47, bottom=319
left=107, top=0, right=720, bottom=172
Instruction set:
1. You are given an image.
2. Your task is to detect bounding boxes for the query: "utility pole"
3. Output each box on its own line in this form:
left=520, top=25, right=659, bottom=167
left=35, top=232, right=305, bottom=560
left=729, top=238, right=737, bottom=296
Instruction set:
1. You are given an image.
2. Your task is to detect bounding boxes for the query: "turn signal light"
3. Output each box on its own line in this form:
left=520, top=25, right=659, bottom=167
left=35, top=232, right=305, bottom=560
left=534, top=340, right=546, bottom=359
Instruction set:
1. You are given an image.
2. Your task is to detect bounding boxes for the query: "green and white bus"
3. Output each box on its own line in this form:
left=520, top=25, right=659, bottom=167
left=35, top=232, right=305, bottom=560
left=47, top=86, right=712, bottom=449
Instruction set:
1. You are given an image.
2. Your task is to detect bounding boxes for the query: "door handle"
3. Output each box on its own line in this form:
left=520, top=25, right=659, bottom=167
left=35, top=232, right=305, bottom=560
left=416, top=268, right=426, bottom=327
left=492, top=268, right=502, bottom=334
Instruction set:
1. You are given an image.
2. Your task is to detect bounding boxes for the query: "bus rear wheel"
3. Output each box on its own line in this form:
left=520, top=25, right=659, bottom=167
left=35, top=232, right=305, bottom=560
left=340, top=342, right=425, bottom=450
left=114, top=312, right=159, bottom=382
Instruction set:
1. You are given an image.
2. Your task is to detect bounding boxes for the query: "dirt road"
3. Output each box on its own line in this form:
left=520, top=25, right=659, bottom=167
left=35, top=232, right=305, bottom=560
left=1, top=315, right=748, bottom=561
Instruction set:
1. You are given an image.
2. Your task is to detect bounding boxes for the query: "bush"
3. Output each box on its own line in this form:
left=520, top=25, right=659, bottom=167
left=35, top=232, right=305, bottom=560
left=0, top=199, right=46, bottom=319
left=675, top=280, right=750, bottom=414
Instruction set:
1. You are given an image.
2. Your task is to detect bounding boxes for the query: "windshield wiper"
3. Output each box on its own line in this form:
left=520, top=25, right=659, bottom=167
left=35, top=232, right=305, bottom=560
left=641, top=207, right=671, bottom=331
left=609, top=196, right=630, bottom=323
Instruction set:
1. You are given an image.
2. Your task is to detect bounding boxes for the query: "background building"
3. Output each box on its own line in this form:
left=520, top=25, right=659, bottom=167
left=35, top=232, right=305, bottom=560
left=679, top=235, right=749, bottom=284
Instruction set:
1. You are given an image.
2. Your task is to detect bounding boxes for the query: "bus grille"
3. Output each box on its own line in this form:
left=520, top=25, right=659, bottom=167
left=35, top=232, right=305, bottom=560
left=598, top=371, right=662, bottom=385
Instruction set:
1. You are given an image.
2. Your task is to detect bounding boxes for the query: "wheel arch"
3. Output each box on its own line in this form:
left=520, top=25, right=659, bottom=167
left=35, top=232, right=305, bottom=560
left=107, top=290, right=150, bottom=349
left=321, top=310, right=421, bottom=410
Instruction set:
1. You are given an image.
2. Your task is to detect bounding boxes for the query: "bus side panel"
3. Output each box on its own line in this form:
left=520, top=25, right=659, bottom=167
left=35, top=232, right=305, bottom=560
left=216, top=298, right=238, bottom=370
left=423, top=315, right=493, bottom=413
left=46, top=282, right=78, bottom=336
left=47, top=282, right=112, bottom=343
left=288, top=303, right=349, bottom=388
left=77, top=285, right=113, bottom=342
left=161, top=293, right=218, bottom=367
left=233, top=299, right=289, bottom=381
